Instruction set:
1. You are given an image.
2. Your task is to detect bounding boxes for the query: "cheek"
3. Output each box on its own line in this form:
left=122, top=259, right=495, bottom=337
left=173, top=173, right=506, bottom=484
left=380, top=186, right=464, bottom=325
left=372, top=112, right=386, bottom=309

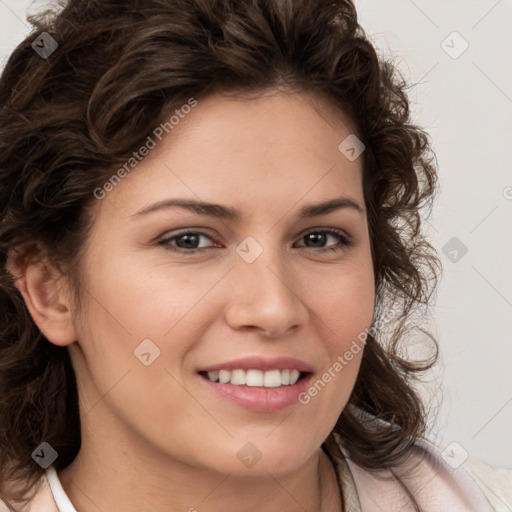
left=311, top=260, right=375, bottom=346
left=78, top=249, right=218, bottom=343
left=70, top=252, right=225, bottom=416
left=299, top=260, right=374, bottom=406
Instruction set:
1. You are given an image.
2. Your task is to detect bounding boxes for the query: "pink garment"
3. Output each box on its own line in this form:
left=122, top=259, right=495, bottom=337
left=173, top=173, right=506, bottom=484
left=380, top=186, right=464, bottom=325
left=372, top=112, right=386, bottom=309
left=1, top=435, right=511, bottom=511
left=329, top=433, right=512, bottom=511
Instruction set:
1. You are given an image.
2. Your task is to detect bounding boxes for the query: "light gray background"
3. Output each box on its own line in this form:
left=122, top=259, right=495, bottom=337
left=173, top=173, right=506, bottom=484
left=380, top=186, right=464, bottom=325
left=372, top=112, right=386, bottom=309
left=1, top=0, right=511, bottom=468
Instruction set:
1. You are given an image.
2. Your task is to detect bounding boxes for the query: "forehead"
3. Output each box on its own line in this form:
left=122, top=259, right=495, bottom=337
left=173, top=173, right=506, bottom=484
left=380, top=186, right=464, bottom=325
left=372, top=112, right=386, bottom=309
left=100, top=90, right=365, bottom=221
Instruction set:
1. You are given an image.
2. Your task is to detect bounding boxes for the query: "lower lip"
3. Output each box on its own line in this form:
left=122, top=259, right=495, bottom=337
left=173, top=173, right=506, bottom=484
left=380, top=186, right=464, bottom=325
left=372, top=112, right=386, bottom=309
left=198, top=373, right=313, bottom=412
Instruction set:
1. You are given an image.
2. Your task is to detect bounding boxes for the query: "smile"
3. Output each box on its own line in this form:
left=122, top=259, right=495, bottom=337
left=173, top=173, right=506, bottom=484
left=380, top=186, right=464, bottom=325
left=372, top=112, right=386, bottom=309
left=202, top=368, right=303, bottom=387
left=197, top=371, right=313, bottom=412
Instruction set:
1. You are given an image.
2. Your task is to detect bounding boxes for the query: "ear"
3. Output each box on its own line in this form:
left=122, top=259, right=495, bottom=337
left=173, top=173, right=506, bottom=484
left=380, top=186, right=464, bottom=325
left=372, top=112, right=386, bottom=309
left=7, top=246, right=77, bottom=347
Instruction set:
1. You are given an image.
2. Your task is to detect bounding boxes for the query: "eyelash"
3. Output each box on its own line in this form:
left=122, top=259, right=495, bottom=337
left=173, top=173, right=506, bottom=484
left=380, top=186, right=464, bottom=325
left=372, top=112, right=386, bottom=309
left=158, top=228, right=353, bottom=255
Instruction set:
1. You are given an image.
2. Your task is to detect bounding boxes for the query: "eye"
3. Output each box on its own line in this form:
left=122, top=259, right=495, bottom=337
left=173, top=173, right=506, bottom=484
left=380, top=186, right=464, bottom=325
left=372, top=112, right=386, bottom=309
left=158, top=228, right=353, bottom=254
left=158, top=230, right=216, bottom=253
left=295, top=228, right=353, bottom=253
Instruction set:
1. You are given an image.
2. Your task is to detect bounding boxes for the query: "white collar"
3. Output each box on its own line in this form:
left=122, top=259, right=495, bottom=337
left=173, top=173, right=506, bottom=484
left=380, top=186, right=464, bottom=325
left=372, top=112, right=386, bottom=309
left=45, top=466, right=77, bottom=512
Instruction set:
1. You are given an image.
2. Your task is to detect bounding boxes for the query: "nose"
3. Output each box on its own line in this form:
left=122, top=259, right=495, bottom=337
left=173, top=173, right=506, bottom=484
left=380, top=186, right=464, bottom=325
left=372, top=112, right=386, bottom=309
left=223, top=242, right=309, bottom=339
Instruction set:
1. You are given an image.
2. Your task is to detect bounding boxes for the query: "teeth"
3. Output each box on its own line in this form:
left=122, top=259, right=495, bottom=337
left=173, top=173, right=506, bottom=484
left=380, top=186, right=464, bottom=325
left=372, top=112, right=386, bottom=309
left=204, top=369, right=303, bottom=387
left=207, top=371, right=219, bottom=382
left=290, top=369, right=300, bottom=385
left=263, top=369, right=282, bottom=388
left=218, top=370, right=231, bottom=384
left=231, top=369, right=246, bottom=385
left=246, top=369, right=263, bottom=387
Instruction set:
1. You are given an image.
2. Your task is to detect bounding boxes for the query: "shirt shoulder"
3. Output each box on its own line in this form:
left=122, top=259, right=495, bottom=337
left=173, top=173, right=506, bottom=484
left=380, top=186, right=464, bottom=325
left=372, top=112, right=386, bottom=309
left=329, top=432, right=512, bottom=512
left=461, top=454, right=512, bottom=512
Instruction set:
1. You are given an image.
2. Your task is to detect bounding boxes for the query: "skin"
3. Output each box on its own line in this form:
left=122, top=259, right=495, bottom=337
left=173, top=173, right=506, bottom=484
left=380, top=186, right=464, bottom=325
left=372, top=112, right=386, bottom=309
left=12, top=89, right=375, bottom=511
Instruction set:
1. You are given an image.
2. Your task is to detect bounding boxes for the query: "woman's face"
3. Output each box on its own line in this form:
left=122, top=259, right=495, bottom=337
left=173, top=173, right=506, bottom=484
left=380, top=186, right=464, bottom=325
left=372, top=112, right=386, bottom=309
left=67, top=90, right=375, bottom=477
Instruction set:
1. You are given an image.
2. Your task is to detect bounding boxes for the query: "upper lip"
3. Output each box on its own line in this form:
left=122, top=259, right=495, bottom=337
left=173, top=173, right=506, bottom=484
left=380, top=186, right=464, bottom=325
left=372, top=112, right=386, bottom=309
left=197, top=356, right=313, bottom=373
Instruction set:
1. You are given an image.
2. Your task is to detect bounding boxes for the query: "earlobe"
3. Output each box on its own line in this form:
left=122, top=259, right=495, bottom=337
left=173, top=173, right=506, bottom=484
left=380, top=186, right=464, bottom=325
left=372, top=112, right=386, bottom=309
left=7, top=249, right=77, bottom=347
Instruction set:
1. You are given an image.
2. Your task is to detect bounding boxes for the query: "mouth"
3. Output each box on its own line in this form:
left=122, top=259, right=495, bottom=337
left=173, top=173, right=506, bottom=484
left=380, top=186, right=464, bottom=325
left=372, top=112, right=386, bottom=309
left=197, top=369, right=313, bottom=413
left=196, top=355, right=314, bottom=412
left=198, top=368, right=310, bottom=387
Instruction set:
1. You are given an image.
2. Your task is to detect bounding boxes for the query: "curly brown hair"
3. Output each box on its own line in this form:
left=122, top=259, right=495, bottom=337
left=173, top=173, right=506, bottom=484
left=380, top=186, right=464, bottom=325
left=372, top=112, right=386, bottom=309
left=0, top=0, right=441, bottom=509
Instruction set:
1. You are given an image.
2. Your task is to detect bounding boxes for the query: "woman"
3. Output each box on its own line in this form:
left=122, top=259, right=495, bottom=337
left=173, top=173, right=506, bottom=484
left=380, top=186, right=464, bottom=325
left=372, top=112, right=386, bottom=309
left=0, top=0, right=510, bottom=510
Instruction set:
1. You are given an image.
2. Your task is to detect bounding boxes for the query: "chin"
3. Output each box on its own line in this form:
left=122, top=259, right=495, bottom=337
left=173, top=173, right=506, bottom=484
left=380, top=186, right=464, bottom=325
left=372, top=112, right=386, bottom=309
left=201, top=440, right=317, bottom=479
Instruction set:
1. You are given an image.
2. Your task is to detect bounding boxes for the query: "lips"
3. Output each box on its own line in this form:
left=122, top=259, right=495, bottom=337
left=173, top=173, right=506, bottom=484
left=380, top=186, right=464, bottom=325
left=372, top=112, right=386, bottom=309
left=196, top=356, right=314, bottom=412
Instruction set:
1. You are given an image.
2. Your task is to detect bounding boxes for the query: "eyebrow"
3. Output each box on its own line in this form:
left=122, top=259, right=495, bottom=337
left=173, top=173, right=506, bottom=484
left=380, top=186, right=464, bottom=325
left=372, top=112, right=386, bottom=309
left=133, top=196, right=364, bottom=220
